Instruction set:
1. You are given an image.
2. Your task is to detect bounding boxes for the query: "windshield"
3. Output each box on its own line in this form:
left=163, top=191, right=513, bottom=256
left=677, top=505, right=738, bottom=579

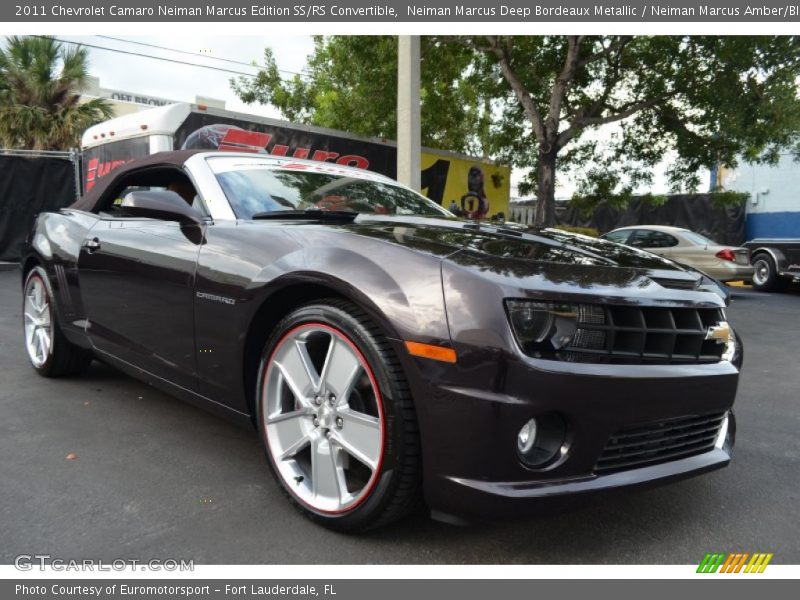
left=214, top=167, right=452, bottom=220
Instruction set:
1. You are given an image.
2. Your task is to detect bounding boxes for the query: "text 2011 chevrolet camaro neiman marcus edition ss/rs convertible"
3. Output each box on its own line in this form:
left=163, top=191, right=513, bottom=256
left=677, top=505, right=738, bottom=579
left=21, top=151, right=740, bottom=531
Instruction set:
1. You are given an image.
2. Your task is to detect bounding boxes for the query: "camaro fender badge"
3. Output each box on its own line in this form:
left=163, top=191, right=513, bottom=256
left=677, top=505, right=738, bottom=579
left=705, top=322, right=731, bottom=344
left=196, top=291, right=236, bottom=305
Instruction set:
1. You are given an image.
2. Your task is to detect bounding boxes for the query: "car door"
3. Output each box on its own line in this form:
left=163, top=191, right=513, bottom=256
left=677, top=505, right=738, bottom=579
left=668, top=234, right=710, bottom=271
left=77, top=168, right=206, bottom=391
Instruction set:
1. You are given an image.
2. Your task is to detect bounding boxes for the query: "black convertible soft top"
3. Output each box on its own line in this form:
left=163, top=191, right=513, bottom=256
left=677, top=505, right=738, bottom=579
left=71, top=150, right=203, bottom=213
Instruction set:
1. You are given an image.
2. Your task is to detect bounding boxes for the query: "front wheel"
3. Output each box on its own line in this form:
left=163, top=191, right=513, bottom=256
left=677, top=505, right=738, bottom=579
left=256, top=300, right=422, bottom=532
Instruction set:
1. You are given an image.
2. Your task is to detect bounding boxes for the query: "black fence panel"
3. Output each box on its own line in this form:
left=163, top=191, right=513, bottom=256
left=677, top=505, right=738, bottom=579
left=0, top=155, right=77, bottom=261
left=558, top=194, right=747, bottom=246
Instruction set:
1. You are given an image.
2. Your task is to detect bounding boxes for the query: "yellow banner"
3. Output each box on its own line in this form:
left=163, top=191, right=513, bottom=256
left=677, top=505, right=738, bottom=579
left=421, top=152, right=511, bottom=220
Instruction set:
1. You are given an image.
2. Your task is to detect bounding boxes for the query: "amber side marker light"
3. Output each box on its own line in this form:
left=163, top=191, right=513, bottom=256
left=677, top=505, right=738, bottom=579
left=404, top=341, right=457, bottom=363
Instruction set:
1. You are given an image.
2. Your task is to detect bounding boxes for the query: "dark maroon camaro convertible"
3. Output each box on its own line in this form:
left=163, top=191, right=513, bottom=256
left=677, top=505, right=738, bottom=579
left=21, top=150, right=740, bottom=531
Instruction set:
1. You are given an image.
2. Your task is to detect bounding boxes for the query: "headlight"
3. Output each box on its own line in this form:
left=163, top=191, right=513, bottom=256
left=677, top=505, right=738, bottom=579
left=505, top=300, right=605, bottom=358
left=721, top=327, right=743, bottom=367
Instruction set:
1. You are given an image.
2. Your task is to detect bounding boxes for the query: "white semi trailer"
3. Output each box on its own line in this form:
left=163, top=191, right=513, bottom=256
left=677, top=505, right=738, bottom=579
left=724, top=153, right=800, bottom=291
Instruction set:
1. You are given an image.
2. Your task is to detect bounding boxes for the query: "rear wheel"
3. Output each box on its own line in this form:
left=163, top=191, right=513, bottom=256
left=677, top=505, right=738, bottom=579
left=23, top=266, right=92, bottom=377
left=256, top=300, right=422, bottom=532
left=751, top=254, right=788, bottom=292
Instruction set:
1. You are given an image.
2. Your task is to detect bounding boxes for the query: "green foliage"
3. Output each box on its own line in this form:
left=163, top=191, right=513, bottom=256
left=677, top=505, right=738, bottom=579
left=465, top=36, right=800, bottom=219
left=553, top=225, right=599, bottom=237
left=569, top=167, right=634, bottom=214
left=0, top=36, right=113, bottom=150
left=709, top=189, right=750, bottom=208
left=231, top=37, right=488, bottom=154
left=640, top=193, right=668, bottom=206
left=233, top=35, right=800, bottom=226
left=570, top=189, right=673, bottom=215
left=569, top=190, right=747, bottom=221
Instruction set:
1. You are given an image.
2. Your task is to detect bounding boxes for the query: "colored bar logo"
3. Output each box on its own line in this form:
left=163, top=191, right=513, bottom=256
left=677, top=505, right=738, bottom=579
left=697, top=552, right=773, bottom=573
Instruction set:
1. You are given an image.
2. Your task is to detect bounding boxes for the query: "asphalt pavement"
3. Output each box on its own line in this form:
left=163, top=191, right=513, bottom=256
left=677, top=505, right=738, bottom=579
left=0, top=269, right=798, bottom=564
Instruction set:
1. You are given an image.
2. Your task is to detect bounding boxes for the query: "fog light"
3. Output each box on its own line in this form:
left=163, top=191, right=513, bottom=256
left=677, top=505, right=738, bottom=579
left=516, top=413, right=567, bottom=468
left=517, top=419, right=538, bottom=454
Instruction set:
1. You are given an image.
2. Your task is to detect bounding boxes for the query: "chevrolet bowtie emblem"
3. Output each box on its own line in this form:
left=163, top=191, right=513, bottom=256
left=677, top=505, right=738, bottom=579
left=706, top=322, right=732, bottom=344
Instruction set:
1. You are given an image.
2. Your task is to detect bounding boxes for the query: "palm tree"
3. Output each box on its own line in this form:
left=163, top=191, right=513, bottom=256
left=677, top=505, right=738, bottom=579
left=0, top=36, right=113, bottom=150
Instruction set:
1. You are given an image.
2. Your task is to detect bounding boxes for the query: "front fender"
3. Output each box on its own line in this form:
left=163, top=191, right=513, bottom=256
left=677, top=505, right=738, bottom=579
left=248, top=246, right=449, bottom=345
left=750, top=245, right=788, bottom=271
left=194, top=225, right=451, bottom=413
left=28, top=210, right=96, bottom=266
left=21, top=209, right=98, bottom=347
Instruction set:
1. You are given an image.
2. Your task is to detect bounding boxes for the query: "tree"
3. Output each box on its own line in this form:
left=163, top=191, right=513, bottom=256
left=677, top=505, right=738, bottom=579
left=231, top=36, right=491, bottom=156
left=233, top=36, right=800, bottom=226
left=0, top=36, right=113, bottom=151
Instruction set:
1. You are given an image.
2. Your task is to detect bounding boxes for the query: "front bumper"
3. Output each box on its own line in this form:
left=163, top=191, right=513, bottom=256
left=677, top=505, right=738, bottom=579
left=439, top=422, right=733, bottom=519
left=397, top=341, right=739, bottom=520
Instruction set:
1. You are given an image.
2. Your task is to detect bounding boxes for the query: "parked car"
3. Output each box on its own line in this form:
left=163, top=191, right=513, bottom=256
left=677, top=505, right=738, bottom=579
left=22, top=151, right=740, bottom=532
left=601, top=225, right=754, bottom=283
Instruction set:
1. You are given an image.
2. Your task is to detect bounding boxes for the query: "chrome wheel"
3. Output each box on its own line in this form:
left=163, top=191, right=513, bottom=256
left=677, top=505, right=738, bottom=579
left=23, top=275, right=52, bottom=368
left=262, top=323, right=384, bottom=514
left=753, top=258, right=770, bottom=287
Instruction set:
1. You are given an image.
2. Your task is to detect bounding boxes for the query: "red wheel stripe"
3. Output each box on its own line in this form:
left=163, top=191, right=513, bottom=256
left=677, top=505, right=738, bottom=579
left=260, top=321, right=386, bottom=516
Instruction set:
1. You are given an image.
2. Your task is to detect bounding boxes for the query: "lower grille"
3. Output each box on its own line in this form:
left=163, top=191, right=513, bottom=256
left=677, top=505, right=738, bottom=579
left=595, top=412, right=726, bottom=474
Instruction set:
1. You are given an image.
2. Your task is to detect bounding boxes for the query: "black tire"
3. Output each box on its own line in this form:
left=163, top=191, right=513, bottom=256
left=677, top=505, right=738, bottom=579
left=751, top=253, right=789, bottom=292
left=255, top=299, right=422, bottom=532
left=22, top=266, right=92, bottom=377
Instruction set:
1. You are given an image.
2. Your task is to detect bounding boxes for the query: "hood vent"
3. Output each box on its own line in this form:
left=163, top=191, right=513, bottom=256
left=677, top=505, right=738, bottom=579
left=650, top=276, right=702, bottom=291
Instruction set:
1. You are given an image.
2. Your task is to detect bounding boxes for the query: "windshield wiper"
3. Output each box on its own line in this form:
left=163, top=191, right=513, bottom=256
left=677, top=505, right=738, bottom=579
left=251, top=209, right=359, bottom=222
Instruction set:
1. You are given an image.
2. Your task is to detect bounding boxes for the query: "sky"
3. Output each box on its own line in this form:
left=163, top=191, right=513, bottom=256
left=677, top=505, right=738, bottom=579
left=61, top=35, right=315, bottom=119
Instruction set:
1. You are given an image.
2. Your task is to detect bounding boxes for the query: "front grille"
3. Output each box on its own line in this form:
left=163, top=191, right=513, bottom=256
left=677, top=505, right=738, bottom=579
left=564, top=305, right=726, bottom=365
left=595, top=412, right=726, bottom=474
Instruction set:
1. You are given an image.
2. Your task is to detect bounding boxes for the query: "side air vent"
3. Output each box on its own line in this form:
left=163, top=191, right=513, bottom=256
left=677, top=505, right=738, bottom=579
left=52, top=263, right=74, bottom=315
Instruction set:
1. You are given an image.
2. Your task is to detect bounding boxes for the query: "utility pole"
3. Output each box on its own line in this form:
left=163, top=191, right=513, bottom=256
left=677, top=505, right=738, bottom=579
left=397, top=36, right=421, bottom=190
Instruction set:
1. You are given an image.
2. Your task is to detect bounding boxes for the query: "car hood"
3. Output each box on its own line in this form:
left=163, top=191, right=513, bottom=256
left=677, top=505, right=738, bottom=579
left=343, top=216, right=726, bottom=302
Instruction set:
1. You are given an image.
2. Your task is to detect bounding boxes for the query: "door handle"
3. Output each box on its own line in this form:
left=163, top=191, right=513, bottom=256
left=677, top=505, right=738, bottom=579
left=83, top=237, right=101, bottom=252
